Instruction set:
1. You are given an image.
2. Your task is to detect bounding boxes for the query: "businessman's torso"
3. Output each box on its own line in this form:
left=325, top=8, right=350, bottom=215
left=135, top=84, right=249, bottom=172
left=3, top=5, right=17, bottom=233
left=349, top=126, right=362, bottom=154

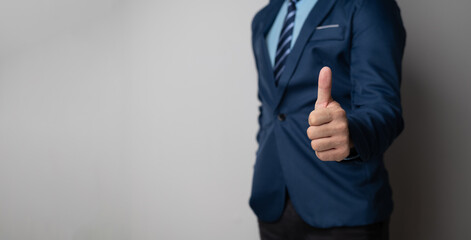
left=249, top=0, right=406, bottom=228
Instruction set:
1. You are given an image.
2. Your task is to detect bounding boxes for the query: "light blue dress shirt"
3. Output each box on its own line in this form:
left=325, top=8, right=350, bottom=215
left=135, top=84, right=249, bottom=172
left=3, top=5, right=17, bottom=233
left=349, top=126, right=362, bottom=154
left=266, top=0, right=318, bottom=67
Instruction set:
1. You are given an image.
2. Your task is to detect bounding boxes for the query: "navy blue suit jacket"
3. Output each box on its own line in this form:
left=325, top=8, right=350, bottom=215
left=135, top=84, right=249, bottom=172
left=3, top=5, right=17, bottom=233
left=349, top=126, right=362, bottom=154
left=249, top=0, right=406, bottom=228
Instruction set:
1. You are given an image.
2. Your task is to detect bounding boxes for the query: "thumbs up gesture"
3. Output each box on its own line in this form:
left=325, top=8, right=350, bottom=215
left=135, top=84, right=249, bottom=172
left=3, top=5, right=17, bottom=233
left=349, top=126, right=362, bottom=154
left=307, top=67, right=353, bottom=162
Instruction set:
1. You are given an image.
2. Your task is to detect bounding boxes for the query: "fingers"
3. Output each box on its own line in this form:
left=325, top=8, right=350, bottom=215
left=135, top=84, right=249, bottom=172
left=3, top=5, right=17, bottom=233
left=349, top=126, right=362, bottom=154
left=307, top=125, right=335, bottom=140
left=310, top=137, right=337, bottom=152
left=308, top=106, right=344, bottom=126
left=308, top=108, right=333, bottom=126
left=314, top=146, right=350, bottom=162
left=315, top=66, right=333, bottom=109
left=310, top=135, right=349, bottom=151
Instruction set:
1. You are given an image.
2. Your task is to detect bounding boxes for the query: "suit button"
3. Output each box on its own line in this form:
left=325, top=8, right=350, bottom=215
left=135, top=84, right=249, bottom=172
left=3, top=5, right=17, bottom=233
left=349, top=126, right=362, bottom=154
left=277, top=113, right=286, bottom=122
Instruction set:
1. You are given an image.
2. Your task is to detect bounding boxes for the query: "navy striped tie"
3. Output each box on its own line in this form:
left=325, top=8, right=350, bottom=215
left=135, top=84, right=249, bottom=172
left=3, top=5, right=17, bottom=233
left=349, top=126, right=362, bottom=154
left=274, top=0, right=298, bottom=86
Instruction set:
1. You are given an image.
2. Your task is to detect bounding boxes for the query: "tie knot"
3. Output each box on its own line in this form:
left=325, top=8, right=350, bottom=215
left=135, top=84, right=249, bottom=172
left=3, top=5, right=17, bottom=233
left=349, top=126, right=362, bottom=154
left=289, top=0, right=298, bottom=5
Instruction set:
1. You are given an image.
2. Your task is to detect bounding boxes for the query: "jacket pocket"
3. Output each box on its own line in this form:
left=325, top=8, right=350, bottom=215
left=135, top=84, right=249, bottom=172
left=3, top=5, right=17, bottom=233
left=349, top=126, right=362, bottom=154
left=309, top=25, right=345, bottom=41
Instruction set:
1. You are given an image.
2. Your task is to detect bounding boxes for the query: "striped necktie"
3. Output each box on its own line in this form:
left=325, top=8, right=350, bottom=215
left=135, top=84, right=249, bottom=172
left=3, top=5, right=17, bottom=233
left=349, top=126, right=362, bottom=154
left=274, top=0, right=298, bottom=86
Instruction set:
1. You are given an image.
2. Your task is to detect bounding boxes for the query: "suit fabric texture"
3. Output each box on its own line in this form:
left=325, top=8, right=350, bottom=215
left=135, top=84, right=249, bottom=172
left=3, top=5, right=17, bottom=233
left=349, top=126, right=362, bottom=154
left=249, top=0, right=406, bottom=228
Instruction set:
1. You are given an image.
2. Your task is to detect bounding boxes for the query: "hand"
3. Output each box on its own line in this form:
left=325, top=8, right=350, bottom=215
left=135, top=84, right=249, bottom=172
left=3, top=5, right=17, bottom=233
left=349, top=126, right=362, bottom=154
left=306, top=67, right=353, bottom=162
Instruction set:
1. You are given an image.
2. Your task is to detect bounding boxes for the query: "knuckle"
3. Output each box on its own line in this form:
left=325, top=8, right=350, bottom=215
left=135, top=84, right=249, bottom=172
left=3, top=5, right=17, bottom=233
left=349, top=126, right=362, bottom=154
left=337, top=109, right=346, bottom=118
left=339, top=135, right=349, bottom=144
left=338, top=121, right=348, bottom=130
left=306, top=127, right=314, bottom=139
left=332, top=110, right=346, bottom=122
left=334, top=121, right=348, bottom=133
left=308, top=111, right=316, bottom=125
left=332, top=123, right=343, bottom=133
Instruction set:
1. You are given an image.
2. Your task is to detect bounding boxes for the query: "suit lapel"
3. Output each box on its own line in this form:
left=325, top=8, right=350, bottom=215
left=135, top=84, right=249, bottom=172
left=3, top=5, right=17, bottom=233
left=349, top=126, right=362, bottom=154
left=254, top=0, right=284, bottom=106
left=274, top=0, right=337, bottom=110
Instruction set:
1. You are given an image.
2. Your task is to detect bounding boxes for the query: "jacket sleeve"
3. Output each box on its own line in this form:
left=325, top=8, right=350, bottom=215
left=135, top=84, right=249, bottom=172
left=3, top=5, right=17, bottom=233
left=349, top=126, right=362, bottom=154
left=252, top=9, right=265, bottom=145
left=346, top=0, right=406, bottom=161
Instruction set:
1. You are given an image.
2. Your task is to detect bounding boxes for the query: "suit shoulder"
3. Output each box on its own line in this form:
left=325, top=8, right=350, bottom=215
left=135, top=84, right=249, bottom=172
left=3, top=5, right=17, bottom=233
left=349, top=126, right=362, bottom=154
left=350, top=0, right=406, bottom=43
left=336, top=0, right=401, bottom=13
left=354, top=0, right=404, bottom=27
left=354, top=0, right=402, bottom=13
left=251, top=1, right=273, bottom=33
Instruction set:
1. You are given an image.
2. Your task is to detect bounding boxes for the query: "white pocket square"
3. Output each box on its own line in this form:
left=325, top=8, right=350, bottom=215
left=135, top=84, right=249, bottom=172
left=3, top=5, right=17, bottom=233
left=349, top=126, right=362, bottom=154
left=316, top=24, right=340, bottom=30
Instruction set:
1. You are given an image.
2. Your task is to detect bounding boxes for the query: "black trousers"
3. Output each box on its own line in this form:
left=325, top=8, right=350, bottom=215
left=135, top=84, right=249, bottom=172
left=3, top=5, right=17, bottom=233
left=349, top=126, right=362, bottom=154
left=258, top=197, right=389, bottom=240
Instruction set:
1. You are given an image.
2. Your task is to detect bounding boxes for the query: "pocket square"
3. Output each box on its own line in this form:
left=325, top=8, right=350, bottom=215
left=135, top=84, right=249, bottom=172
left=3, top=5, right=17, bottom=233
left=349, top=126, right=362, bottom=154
left=316, top=24, right=340, bottom=30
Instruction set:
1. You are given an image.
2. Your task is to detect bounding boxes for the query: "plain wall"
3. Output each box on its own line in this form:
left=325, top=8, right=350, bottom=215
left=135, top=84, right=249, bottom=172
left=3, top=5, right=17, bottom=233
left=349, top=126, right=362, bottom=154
left=0, top=0, right=469, bottom=239
left=386, top=0, right=471, bottom=239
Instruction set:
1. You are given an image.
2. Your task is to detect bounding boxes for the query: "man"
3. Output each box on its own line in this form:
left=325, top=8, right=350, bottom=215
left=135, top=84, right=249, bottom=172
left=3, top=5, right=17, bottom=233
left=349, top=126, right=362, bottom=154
left=249, top=0, right=406, bottom=239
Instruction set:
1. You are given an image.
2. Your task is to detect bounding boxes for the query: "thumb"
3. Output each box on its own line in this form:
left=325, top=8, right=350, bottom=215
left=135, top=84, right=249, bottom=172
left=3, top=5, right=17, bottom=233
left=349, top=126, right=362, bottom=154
left=315, top=66, right=333, bottom=109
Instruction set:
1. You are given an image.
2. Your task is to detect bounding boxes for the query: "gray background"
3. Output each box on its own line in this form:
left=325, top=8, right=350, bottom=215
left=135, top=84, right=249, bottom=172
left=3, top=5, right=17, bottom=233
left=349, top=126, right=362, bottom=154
left=0, top=0, right=469, bottom=239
